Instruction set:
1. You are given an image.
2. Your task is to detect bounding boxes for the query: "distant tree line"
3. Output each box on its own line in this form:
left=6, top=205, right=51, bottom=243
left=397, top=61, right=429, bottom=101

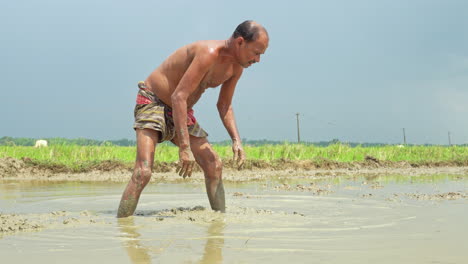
left=0, top=137, right=136, bottom=146
left=1, top=136, right=465, bottom=147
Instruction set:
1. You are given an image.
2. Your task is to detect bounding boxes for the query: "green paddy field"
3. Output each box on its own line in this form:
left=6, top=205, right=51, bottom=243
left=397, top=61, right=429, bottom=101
left=1, top=144, right=467, bottom=172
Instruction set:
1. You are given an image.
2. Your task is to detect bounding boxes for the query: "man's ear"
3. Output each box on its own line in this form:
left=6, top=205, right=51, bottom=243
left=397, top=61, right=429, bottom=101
left=235, top=37, right=244, bottom=46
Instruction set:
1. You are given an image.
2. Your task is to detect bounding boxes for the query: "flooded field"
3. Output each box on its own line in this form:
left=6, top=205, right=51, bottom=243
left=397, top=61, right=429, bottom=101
left=1, top=173, right=467, bottom=263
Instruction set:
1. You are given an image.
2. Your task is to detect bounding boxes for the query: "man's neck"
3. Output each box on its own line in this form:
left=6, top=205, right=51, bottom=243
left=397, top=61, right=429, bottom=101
left=219, top=38, right=237, bottom=63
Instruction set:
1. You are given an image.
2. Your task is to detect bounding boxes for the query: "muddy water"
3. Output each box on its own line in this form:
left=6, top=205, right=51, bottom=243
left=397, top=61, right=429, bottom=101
left=1, top=174, right=467, bottom=264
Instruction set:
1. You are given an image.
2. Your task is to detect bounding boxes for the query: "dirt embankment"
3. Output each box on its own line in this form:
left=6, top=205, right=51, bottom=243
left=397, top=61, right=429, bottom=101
left=1, top=156, right=468, bottom=182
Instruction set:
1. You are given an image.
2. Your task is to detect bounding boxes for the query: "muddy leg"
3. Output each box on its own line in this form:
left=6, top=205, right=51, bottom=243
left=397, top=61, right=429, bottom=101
left=117, top=129, right=158, bottom=218
left=204, top=174, right=225, bottom=212
left=191, top=136, right=225, bottom=212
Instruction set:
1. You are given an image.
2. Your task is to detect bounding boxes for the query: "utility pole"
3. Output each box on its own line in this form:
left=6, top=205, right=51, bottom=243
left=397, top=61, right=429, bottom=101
left=448, top=131, right=452, bottom=146
left=402, top=128, right=406, bottom=145
left=296, top=113, right=301, bottom=143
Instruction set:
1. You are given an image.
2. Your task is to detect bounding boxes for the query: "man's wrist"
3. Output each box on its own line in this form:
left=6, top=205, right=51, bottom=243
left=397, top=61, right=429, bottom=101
left=179, top=144, right=191, bottom=151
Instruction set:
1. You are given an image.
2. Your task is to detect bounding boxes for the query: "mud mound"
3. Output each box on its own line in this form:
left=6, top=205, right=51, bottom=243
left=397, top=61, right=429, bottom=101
left=153, top=161, right=176, bottom=173
left=0, top=157, right=26, bottom=176
left=1, top=157, right=468, bottom=179
left=227, top=158, right=346, bottom=170
left=89, top=160, right=130, bottom=172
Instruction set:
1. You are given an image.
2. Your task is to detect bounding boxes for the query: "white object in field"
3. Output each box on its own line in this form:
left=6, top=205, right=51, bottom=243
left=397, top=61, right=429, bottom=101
left=34, top=140, right=48, bottom=148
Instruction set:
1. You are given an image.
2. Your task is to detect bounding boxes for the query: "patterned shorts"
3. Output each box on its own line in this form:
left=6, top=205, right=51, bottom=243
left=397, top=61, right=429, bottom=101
left=133, top=82, right=208, bottom=143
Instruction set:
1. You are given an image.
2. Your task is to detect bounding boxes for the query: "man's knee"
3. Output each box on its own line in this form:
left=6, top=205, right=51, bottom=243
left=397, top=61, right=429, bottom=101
left=212, top=156, right=223, bottom=173
left=132, top=162, right=152, bottom=187
left=200, top=153, right=222, bottom=176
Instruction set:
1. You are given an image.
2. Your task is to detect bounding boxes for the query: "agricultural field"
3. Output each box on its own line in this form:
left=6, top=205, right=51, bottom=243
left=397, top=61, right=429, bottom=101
left=1, top=144, right=467, bottom=172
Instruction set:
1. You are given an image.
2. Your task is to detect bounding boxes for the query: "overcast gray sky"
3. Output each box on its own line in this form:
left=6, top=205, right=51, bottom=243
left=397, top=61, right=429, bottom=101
left=1, top=0, right=467, bottom=145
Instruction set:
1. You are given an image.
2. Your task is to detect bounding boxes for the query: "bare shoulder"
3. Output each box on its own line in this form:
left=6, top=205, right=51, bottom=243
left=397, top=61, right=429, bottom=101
left=186, top=40, right=222, bottom=61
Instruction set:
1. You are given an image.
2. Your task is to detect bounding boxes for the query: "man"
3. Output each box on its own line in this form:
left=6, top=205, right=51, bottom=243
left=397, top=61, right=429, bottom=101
left=117, top=20, right=269, bottom=218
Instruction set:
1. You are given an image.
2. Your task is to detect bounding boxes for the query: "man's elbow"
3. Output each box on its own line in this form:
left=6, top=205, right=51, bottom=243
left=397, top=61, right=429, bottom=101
left=217, top=102, right=229, bottom=113
left=171, top=93, right=185, bottom=105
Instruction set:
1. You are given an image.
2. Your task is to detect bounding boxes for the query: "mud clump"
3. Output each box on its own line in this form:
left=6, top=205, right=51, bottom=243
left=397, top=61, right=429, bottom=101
left=1, top=211, right=110, bottom=237
left=134, top=206, right=215, bottom=223
left=274, top=183, right=333, bottom=195
left=405, top=192, right=467, bottom=200
left=0, top=214, right=42, bottom=234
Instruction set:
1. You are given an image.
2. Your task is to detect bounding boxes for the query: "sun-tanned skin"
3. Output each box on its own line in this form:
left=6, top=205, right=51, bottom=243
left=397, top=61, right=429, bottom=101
left=117, top=22, right=269, bottom=218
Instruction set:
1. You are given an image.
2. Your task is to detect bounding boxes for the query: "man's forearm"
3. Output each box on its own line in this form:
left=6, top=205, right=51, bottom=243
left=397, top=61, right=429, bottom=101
left=172, top=97, right=190, bottom=149
left=218, top=106, right=241, bottom=142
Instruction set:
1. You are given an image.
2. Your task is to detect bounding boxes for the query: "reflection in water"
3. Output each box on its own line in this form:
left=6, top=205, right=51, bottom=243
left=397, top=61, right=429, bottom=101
left=117, top=217, right=226, bottom=264
left=118, top=217, right=152, bottom=264
left=199, top=219, right=225, bottom=264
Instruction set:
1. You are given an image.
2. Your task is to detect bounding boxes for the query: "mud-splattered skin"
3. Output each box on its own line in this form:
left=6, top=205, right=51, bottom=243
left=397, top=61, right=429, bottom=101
left=208, top=180, right=226, bottom=212
left=117, top=166, right=149, bottom=218
left=117, top=131, right=156, bottom=218
left=146, top=22, right=268, bottom=177
left=117, top=21, right=269, bottom=217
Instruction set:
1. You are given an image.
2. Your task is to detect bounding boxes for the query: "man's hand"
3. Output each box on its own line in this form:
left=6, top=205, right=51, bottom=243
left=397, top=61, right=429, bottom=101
left=176, top=147, right=195, bottom=178
left=232, top=140, right=245, bottom=169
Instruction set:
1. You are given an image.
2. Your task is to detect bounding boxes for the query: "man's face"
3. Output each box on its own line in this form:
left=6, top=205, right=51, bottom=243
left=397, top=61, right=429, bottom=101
left=237, top=32, right=269, bottom=68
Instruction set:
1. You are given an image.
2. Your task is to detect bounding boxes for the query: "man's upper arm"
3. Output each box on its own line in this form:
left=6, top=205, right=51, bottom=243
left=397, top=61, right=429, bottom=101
left=217, top=67, right=243, bottom=110
left=173, top=50, right=216, bottom=100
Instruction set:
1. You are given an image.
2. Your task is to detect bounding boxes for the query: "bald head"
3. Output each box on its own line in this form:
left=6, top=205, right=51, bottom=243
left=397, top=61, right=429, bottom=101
left=232, top=20, right=268, bottom=42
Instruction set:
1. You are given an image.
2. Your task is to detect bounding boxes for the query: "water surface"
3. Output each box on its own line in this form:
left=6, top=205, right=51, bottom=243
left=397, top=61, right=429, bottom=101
left=1, top=174, right=467, bottom=263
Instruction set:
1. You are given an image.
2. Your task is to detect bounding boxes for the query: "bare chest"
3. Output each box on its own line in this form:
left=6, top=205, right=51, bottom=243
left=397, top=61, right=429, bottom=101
left=187, top=63, right=234, bottom=108
left=201, top=63, right=234, bottom=88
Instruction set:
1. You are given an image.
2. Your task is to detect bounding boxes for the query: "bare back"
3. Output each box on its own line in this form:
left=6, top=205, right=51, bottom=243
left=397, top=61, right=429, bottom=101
left=145, top=40, right=242, bottom=109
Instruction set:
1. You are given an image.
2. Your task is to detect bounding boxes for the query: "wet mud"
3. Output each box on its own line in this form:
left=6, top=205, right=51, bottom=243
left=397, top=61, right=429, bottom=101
left=1, top=158, right=467, bottom=263
left=1, top=156, right=468, bottom=180
left=404, top=192, right=466, bottom=200
left=0, top=210, right=111, bottom=237
left=1, top=157, right=468, bottom=183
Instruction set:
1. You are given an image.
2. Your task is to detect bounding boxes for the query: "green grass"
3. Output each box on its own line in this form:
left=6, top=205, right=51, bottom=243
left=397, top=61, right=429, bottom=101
left=1, top=144, right=467, bottom=169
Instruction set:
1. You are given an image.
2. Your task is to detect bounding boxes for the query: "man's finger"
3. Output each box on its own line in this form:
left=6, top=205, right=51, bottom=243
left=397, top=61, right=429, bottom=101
left=187, top=163, right=194, bottom=177
left=237, top=151, right=245, bottom=169
left=183, top=162, right=194, bottom=178
left=183, top=165, right=190, bottom=178
left=179, top=162, right=187, bottom=177
left=233, top=149, right=239, bottom=162
left=237, top=158, right=245, bottom=169
left=182, top=162, right=188, bottom=178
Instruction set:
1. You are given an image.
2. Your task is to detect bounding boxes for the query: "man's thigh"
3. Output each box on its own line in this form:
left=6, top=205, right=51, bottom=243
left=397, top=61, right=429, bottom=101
left=190, top=136, right=219, bottom=166
left=171, top=135, right=218, bottom=163
left=135, top=128, right=159, bottom=166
